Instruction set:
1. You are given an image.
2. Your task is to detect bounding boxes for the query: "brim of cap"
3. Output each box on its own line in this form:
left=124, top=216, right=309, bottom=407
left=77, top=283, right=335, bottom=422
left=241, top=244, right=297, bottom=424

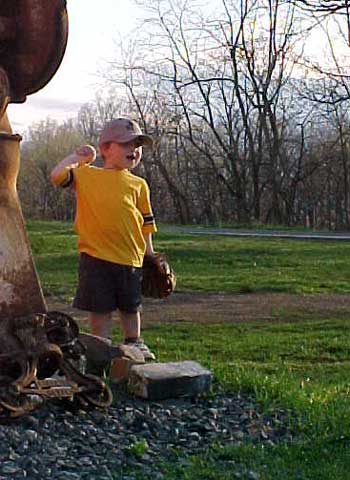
left=99, top=134, right=153, bottom=147
left=128, top=134, right=153, bottom=147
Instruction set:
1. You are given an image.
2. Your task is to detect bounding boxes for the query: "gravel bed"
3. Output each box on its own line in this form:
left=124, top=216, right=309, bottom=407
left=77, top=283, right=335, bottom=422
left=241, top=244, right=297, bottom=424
left=0, top=390, right=293, bottom=480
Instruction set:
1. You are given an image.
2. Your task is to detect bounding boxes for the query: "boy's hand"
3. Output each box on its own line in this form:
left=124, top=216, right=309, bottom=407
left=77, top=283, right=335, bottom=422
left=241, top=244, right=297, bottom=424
left=75, top=145, right=97, bottom=165
left=50, top=145, right=97, bottom=186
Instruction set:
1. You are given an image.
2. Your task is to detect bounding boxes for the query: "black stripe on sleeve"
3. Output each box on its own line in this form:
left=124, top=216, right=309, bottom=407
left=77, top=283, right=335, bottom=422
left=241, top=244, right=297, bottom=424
left=143, top=214, right=155, bottom=225
left=61, top=169, right=74, bottom=188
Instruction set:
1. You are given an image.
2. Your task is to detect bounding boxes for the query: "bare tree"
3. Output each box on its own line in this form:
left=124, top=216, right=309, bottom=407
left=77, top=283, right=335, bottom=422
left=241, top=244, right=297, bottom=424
left=19, top=0, right=350, bottom=230
left=19, top=119, right=84, bottom=220
left=290, top=0, right=350, bottom=45
left=105, top=0, right=308, bottom=224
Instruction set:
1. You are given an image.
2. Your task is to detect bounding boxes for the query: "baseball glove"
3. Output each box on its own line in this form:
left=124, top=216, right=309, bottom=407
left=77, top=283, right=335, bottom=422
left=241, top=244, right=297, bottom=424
left=142, top=253, right=176, bottom=299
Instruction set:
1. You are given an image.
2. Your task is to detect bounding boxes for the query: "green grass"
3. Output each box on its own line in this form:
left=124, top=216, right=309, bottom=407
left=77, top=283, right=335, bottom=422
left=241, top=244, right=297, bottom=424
left=114, top=319, right=350, bottom=410
left=131, top=320, right=350, bottom=479
left=25, top=219, right=350, bottom=479
left=27, top=220, right=350, bottom=300
left=27, top=220, right=78, bottom=299
left=156, top=440, right=350, bottom=480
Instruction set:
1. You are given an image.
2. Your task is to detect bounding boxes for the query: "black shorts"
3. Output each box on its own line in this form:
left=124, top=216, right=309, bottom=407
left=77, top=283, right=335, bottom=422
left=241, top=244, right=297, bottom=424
left=73, top=253, right=142, bottom=314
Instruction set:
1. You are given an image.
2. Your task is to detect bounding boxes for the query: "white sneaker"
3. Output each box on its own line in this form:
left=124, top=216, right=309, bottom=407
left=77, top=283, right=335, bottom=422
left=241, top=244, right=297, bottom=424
left=124, top=338, right=156, bottom=361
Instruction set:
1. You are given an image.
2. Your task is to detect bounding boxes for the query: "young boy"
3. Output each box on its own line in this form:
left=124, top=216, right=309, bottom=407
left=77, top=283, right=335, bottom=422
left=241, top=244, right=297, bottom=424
left=50, top=118, right=157, bottom=360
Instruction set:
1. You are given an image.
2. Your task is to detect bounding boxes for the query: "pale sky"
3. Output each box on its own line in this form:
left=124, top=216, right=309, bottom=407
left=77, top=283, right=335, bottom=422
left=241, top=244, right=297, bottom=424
left=7, top=0, right=140, bottom=134
left=6, top=1, right=349, bottom=136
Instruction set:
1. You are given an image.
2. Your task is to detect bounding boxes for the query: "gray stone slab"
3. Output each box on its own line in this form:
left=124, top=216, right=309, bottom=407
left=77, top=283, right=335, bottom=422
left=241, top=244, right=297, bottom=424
left=79, top=333, right=144, bottom=375
left=128, top=361, right=213, bottom=400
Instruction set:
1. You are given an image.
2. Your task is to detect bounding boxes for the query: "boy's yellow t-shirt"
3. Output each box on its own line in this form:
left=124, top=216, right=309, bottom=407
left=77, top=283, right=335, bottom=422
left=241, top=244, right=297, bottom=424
left=67, top=166, right=157, bottom=267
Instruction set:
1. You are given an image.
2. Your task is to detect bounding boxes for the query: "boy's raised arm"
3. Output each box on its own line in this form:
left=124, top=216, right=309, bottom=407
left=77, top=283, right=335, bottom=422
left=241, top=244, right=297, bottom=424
left=50, top=145, right=96, bottom=187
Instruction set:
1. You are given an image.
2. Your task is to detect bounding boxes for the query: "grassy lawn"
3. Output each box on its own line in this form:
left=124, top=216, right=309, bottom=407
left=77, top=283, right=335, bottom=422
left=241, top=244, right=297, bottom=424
left=26, top=220, right=350, bottom=479
left=27, top=220, right=350, bottom=300
left=120, top=320, right=350, bottom=479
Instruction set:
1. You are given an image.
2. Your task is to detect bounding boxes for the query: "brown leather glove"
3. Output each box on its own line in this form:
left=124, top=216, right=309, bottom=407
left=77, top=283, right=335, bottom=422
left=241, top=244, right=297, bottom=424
left=141, top=253, right=176, bottom=299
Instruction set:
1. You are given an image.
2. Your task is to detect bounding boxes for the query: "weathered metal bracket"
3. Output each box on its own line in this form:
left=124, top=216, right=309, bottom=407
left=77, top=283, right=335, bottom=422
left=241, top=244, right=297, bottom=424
left=0, top=311, right=112, bottom=418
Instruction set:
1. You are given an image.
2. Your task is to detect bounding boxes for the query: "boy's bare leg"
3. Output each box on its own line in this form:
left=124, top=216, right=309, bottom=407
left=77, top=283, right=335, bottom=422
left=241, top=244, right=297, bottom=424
left=119, top=311, right=141, bottom=340
left=89, top=311, right=113, bottom=339
left=119, top=310, right=155, bottom=360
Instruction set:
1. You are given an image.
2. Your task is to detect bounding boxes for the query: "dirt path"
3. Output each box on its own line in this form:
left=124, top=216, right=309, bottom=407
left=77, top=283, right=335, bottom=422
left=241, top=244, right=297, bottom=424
left=48, top=292, right=350, bottom=326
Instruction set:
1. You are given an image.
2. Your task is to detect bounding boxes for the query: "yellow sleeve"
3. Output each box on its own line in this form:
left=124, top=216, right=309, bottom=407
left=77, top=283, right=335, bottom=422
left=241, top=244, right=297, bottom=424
left=139, top=180, right=157, bottom=234
left=51, top=168, right=74, bottom=188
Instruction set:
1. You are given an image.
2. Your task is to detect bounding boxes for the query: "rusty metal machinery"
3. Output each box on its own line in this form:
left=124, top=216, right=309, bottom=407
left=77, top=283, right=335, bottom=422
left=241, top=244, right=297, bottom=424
left=0, top=0, right=69, bottom=316
left=0, top=1, right=113, bottom=416
left=0, top=311, right=113, bottom=418
left=0, top=0, right=69, bottom=105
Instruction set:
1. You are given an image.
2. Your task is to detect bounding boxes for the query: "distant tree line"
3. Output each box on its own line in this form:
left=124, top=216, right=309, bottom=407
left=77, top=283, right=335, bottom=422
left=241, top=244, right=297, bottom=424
left=17, top=0, right=350, bottom=230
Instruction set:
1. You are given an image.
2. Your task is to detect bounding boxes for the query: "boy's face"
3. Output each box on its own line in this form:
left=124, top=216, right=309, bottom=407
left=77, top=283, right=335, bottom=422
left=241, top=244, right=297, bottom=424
left=100, top=139, right=143, bottom=170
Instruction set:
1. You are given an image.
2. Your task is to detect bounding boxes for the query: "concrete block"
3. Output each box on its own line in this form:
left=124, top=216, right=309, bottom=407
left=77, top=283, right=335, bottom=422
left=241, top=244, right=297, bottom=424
left=79, top=333, right=119, bottom=373
left=78, top=333, right=144, bottom=376
left=127, top=361, right=213, bottom=400
left=110, top=353, right=145, bottom=384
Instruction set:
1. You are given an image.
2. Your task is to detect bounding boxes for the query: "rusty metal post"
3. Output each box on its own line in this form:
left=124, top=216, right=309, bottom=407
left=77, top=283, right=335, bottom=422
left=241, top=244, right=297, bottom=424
left=0, top=0, right=69, bottom=317
left=0, top=111, right=46, bottom=316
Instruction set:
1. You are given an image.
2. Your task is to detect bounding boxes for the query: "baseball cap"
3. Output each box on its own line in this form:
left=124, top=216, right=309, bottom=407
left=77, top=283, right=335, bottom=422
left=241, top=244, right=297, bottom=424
left=99, top=118, right=153, bottom=147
